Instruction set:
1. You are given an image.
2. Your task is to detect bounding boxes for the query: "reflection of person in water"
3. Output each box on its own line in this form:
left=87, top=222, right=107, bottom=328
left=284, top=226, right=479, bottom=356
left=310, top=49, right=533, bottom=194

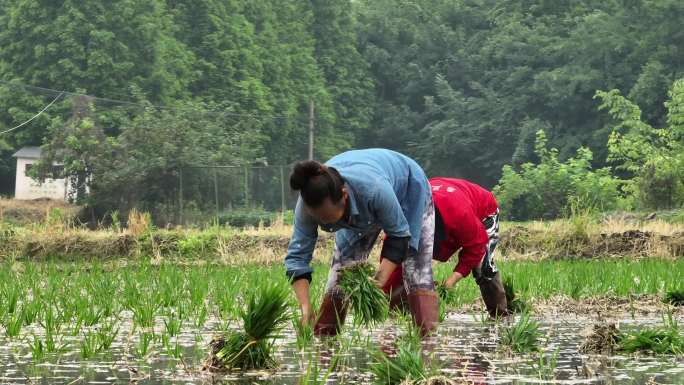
left=382, top=178, right=509, bottom=317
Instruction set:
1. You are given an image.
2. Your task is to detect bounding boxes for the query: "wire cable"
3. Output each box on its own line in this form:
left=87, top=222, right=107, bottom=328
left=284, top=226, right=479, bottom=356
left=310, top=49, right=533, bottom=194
left=0, top=91, right=64, bottom=135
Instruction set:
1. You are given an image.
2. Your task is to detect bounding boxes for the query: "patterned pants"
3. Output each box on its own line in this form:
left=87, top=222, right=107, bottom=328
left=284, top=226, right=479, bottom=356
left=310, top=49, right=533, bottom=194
left=471, top=209, right=500, bottom=284
left=325, top=199, right=436, bottom=294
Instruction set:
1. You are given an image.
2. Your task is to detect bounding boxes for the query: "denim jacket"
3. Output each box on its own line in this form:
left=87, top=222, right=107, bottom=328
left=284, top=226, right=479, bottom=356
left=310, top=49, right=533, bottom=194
left=284, top=149, right=431, bottom=280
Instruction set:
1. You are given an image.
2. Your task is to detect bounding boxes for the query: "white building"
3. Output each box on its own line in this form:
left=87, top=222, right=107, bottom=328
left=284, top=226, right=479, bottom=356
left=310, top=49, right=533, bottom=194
left=13, top=147, right=71, bottom=201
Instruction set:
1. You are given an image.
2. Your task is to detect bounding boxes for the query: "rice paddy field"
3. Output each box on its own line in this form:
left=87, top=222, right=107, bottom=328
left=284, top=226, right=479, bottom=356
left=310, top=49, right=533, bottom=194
left=1, top=257, right=683, bottom=384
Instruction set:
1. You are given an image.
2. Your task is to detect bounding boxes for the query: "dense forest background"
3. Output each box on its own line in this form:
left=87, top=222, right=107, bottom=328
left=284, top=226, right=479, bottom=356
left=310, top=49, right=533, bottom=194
left=1, top=0, right=683, bottom=221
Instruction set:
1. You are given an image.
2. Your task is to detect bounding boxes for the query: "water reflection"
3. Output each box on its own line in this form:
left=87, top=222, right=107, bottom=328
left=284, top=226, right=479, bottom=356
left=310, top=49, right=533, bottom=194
left=0, top=314, right=682, bottom=384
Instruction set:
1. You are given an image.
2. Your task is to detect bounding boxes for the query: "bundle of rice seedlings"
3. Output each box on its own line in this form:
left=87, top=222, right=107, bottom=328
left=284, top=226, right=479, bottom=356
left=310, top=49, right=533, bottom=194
left=206, top=283, right=290, bottom=371
left=500, top=312, right=541, bottom=354
left=618, top=315, right=684, bottom=355
left=503, top=277, right=529, bottom=314
left=664, top=288, right=684, bottom=306
left=370, top=322, right=455, bottom=385
left=337, top=262, right=389, bottom=326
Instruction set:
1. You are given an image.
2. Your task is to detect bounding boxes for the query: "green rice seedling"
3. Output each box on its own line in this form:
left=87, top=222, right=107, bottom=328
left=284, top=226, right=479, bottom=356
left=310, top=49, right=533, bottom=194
left=194, top=305, right=208, bottom=329
left=618, top=314, right=684, bottom=355
left=130, top=295, right=161, bottom=329
left=164, top=315, right=182, bottom=337
left=80, top=331, right=100, bottom=359
left=28, top=334, right=45, bottom=361
left=209, top=283, right=290, bottom=371
left=500, top=313, right=541, bottom=354
left=337, top=262, right=389, bottom=327
left=97, top=321, right=119, bottom=350
left=369, top=339, right=435, bottom=385
left=503, top=277, right=529, bottom=314
left=135, top=332, right=154, bottom=359
left=3, top=284, right=20, bottom=314
left=165, top=338, right=183, bottom=359
left=4, top=311, right=23, bottom=338
left=40, top=305, right=63, bottom=336
left=533, top=348, right=559, bottom=380
left=298, top=349, right=341, bottom=385
left=294, top=320, right=314, bottom=351
left=22, top=298, right=42, bottom=326
left=664, top=288, right=684, bottom=306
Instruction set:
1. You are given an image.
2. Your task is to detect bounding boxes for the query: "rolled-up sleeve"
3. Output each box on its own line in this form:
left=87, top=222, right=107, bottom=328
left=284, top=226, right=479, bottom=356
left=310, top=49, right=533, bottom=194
left=285, top=198, right=319, bottom=281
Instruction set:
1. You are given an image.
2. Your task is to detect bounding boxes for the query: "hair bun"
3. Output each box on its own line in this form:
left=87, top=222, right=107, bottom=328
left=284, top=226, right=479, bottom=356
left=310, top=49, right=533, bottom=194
left=290, top=160, right=323, bottom=190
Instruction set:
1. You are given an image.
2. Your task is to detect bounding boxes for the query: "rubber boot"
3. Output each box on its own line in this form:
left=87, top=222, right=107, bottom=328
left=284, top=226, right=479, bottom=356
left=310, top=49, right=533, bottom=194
left=407, top=289, right=440, bottom=336
left=388, top=284, right=409, bottom=312
left=313, top=292, right=348, bottom=337
left=477, top=272, right=509, bottom=318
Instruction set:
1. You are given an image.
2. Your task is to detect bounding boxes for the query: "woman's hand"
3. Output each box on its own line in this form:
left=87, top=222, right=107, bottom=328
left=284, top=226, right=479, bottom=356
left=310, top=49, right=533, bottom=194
left=374, top=258, right=398, bottom=288
left=443, top=271, right=464, bottom=289
left=292, top=278, right=313, bottom=326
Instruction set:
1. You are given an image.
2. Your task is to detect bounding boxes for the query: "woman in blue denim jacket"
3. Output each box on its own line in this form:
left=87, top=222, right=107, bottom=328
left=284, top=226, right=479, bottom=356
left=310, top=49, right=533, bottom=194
left=285, top=148, right=439, bottom=336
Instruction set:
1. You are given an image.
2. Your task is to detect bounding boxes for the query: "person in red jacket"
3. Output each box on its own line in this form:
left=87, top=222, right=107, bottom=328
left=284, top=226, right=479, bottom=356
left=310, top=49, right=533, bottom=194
left=382, top=177, right=508, bottom=317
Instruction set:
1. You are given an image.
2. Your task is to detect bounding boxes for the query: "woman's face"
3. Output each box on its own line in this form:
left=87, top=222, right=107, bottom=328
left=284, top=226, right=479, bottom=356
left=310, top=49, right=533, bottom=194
left=306, top=188, right=348, bottom=225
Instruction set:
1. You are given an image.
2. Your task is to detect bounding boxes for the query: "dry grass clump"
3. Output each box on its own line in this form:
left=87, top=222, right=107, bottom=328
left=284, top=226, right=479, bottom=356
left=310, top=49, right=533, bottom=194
left=337, top=262, right=389, bottom=327
left=580, top=323, right=620, bottom=354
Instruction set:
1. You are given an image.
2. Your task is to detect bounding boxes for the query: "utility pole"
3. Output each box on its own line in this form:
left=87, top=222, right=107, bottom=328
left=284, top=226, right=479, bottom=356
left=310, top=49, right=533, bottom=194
left=308, top=99, right=314, bottom=160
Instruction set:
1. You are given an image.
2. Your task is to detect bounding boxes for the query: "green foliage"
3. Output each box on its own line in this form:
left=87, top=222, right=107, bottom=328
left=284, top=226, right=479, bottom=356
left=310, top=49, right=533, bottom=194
left=337, top=262, right=389, bottom=327
left=596, top=78, right=684, bottom=210
left=494, top=130, right=622, bottom=220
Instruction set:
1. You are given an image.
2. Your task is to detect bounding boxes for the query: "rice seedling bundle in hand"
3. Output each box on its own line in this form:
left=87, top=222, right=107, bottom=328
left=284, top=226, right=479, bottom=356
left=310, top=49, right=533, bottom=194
left=207, top=283, right=290, bottom=371
left=337, top=262, right=389, bottom=327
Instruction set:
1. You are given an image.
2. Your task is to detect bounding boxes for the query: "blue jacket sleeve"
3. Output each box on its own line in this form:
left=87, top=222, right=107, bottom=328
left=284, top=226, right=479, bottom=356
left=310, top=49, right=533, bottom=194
left=284, top=197, right=319, bottom=281
left=372, top=180, right=412, bottom=240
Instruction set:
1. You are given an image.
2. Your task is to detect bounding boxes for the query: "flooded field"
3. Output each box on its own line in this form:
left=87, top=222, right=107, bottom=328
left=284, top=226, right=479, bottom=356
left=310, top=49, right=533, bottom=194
left=1, top=312, right=682, bottom=384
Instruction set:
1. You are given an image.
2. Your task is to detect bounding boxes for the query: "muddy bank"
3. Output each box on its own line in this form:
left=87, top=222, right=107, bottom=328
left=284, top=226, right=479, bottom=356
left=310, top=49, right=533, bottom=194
left=452, top=293, right=684, bottom=317
left=499, top=226, right=684, bottom=259
left=1, top=229, right=334, bottom=262
left=1, top=219, right=682, bottom=261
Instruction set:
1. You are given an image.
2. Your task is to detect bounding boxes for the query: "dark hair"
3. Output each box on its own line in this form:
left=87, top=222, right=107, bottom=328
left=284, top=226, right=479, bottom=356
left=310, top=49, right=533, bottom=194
left=290, top=160, right=344, bottom=207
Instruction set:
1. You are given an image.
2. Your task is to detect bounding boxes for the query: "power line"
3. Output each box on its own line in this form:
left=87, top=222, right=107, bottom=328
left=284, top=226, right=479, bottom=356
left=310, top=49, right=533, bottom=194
left=0, top=80, right=299, bottom=120
left=0, top=92, right=64, bottom=135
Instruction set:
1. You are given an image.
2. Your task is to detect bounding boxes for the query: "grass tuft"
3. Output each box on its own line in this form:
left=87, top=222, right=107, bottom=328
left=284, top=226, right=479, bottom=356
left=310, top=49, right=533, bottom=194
left=337, top=262, right=389, bottom=327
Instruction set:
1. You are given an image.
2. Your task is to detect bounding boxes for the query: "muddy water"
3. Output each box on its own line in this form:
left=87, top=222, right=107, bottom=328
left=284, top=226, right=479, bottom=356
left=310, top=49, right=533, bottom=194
left=1, top=313, right=682, bottom=384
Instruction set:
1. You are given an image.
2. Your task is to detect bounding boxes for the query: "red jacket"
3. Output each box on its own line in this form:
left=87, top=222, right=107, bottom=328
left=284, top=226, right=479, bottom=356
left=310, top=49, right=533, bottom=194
left=430, top=178, right=498, bottom=277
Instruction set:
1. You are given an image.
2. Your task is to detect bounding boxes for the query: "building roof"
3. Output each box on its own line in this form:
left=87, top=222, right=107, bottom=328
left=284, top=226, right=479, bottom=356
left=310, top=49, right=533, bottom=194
left=12, top=146, right=42, bottom=159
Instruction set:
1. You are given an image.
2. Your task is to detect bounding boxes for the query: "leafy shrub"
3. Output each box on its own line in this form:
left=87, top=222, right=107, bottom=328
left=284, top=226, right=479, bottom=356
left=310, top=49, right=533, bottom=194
left=494, top=130, right=622, bottom=221
left=218, top=208, right=274, bottom=228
